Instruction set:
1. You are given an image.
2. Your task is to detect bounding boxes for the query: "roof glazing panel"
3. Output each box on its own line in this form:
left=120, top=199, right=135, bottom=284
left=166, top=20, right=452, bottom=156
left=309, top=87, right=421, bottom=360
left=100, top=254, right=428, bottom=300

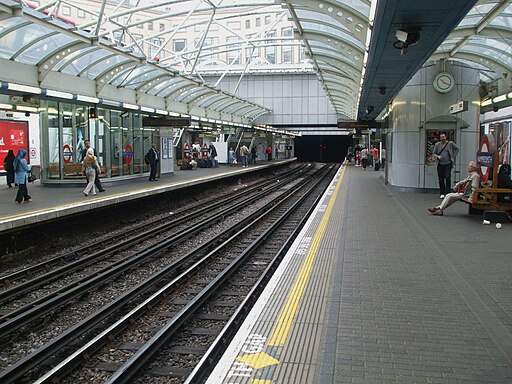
left=17, top=33, right=75, bottom=64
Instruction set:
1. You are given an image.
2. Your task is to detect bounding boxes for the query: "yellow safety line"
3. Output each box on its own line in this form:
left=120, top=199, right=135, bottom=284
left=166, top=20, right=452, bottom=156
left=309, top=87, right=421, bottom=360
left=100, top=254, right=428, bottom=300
left=268, top=165, right=347, bottom=346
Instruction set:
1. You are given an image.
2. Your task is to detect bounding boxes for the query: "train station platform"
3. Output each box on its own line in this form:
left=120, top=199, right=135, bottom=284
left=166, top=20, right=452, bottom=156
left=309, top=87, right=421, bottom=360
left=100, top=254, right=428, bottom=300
left=207, top=163, right=512, bottom=383
left=0, top=159, right=295, bottom=233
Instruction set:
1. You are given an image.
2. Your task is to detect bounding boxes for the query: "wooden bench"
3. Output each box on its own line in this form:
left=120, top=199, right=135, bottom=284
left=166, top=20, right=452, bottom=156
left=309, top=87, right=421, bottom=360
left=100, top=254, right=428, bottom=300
left=462, top=150, right=512, bottom=212
left=463, top=187, right=512, bottom=212
left=46, top=163, right=107, bottom=178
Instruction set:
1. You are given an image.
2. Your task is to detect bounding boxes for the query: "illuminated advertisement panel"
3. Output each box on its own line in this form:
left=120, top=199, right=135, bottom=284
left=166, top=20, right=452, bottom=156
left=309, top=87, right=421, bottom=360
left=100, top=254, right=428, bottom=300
left=0, top=120, right=29, bottom=171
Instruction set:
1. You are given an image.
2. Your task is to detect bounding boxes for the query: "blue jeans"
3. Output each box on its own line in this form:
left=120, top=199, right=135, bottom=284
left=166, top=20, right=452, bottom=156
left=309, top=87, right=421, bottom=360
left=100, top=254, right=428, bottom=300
left=242, top=155, right=248, bottom=167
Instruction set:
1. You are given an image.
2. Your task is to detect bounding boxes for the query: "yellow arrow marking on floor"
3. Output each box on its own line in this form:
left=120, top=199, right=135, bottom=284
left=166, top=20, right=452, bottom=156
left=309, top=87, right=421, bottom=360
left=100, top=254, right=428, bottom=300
left=268, top=165, right=347, bottom=346
left=236, top=352, right=279, bottom=369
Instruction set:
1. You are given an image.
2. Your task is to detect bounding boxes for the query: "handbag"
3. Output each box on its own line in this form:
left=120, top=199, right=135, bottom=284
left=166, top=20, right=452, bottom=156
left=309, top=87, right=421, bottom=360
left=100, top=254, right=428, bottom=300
left=27, top=173, right=37, bottom=183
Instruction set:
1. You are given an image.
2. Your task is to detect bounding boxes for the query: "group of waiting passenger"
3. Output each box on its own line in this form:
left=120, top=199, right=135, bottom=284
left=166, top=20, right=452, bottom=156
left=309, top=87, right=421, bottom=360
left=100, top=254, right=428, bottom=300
left=3, top=149, right=32, bottom=204
left=428, top=132, right=512, bottom=216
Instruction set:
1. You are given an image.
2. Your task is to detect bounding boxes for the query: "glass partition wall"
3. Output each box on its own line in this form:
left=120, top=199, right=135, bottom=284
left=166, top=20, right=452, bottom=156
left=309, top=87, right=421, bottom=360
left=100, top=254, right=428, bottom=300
left=40, top=101, right=158, bottom=181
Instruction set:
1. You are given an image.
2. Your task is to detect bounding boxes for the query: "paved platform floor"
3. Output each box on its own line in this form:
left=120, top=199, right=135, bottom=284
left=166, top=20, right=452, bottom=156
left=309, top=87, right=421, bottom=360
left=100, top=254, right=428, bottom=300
left=209, top=163, right=512, bottom=384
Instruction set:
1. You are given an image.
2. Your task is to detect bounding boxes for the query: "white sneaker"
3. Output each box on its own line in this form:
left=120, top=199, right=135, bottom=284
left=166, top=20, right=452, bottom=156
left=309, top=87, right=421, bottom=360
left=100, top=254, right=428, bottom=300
left=440, top=194, right=445, bottom=199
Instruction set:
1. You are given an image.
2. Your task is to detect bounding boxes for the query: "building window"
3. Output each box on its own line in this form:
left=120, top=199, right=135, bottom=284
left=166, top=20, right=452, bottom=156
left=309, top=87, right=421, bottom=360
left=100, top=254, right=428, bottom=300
left=159, top=23, right=165, bottom=32
left=226, top=37, right=240, bottom=65
left=300, top=46, right=306, bottom=61
left=149, top=38, right=164, bottom=59
left=62, top=5, right=71, bottom=16
left=147, top=22, right=153, bottom=31
left=282, top=27, right=293, bottom=63
left=265, top=30, right=276, bottom=64
left=245, top=19, right=250, bottom=29
left=195, top=37, right=219, bottom=63
left=227, top=21, right=241, bottom=30
left=265, top=15, right=271, bottom=25
left=173, top=39, right=186, bottom=52
left=136, top=20, right=143, bottom=29
left=133, top=34, right=144, bottom=50
left=256, top=18, right=261, bottom=27
left=77, top=9, right=85, bottom=18
left=245, top=34, right=259, bottom=63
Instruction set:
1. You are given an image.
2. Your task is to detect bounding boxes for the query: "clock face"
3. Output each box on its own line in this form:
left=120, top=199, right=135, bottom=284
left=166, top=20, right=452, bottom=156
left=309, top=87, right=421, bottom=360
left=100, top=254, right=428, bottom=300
left=433, top=72, right=455, bottom=93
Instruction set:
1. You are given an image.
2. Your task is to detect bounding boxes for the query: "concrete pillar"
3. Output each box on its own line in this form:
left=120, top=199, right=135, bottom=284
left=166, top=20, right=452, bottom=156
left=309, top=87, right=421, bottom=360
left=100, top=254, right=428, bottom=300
left=387, top=61, right=481, bottom=190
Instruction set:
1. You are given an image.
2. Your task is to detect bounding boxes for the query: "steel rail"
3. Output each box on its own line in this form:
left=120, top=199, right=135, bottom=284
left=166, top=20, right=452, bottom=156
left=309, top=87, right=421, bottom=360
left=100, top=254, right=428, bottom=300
left=185, top=164, right=339, bottom=383
left=29, top=165, right=333, bottom=384
left=0, top=165, right=307, bottom=305
left=0, top=164, right=306, bottom=288
left=106, top=164, right=337, bottom=383
left=0, top=165, right=311, bottom=337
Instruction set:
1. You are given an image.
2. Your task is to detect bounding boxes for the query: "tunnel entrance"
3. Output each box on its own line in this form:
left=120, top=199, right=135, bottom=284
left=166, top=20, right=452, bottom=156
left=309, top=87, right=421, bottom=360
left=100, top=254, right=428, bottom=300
left=295, top=135, right=351, bottom=163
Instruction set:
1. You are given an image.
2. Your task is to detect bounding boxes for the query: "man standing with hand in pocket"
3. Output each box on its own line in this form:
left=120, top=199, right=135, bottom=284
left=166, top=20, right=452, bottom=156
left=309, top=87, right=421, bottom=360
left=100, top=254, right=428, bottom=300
left=147, top=143, right=160, bottom=181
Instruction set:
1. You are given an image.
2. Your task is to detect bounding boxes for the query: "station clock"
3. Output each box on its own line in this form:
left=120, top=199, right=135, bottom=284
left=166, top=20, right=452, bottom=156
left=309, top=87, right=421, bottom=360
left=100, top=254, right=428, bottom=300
left=433, top=72, right=455, bottom=93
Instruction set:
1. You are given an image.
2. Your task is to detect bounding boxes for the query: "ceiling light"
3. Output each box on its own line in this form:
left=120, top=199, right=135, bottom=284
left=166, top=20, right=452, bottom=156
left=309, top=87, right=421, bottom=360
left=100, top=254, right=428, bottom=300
left=8, top=83, right=41, bottom=94
left=77, top=95, right=99, bottom=103
left=46, top=89, right=74, bottom=99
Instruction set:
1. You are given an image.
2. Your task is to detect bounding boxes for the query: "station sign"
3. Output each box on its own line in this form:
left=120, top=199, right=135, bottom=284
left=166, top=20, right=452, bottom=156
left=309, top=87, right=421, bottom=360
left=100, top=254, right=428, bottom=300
left=143, top=116, right=191, bottom=127
left=123, top=143, right=133, bottom=164
left=338, top=120, right=381, bottom=129
left=449, top=101, right=468, bottom=114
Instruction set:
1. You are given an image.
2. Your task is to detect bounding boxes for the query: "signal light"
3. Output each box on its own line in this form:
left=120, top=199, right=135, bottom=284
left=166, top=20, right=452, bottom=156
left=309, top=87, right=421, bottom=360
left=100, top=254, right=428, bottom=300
left=89, top=107, right=98, bottom=119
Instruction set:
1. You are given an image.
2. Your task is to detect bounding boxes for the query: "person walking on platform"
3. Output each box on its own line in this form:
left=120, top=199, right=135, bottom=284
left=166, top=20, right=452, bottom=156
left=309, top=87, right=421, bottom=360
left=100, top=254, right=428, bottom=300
left=3, top=149, right=15, bottom=188
left=428, top=161, right=479, bottom=216
left=81, top=140, right=105, bottom=192
left=433, top=132, right=459, bottom=199
left=82, top=148, right=100, bottom=196
left=360, top=146, right=369, bottom=170
left=381, top=147, right=386, bottom=168
left=209, top=143, right=218, bottom=168
left=266, top=145, right=272, bottom=161
left=147, top=143, right=160, bottom=181
left=240, top=144, right=249, bottom=167
left=228, top=147, right=235, bottom=166
left=13, top=149, right=31, bottom=204
left=250, top=146, right=257, bottom=164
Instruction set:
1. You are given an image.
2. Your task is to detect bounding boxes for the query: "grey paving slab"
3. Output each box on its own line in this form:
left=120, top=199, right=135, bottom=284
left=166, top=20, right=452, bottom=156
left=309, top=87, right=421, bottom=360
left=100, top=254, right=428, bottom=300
left=317, top=164, right=512, bottom=383
left=207, top=162, right=512, bottom=384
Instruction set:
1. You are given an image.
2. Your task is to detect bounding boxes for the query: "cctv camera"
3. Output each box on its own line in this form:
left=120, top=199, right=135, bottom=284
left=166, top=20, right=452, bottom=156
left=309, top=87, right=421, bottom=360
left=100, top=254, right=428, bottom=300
left=379, top=87, right=386, bottom=96
left=396, top=30, right=408, bottom=43
left=396, top=29, right=420, bottom=45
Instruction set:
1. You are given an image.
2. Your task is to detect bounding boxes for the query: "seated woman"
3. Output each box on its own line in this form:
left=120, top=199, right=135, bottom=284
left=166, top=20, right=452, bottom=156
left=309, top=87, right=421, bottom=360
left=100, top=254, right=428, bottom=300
left=428, top=161, right=480, bottom=216
left=497, top=163, right=512, bottom=203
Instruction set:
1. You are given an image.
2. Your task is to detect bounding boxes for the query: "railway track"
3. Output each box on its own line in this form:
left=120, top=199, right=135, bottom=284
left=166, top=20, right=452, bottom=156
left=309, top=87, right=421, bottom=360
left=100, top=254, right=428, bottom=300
left=0, top=163, right=338, bottom=383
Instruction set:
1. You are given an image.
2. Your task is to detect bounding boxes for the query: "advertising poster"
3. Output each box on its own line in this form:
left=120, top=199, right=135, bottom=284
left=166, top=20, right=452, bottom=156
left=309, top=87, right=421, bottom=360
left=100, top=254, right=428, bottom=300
left=0, top=120, right=29, bottom=171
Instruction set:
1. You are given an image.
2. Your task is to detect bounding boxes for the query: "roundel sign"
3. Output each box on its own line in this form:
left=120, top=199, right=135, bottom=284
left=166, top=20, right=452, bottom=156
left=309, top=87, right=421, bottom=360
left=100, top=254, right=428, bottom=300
left=184, top=143, right=191, bottom=158
left=477, top=134, right=496, bottom=183
left=123, top=143, right=133, bottom=165
left=63, top=144, right=72, bottom=163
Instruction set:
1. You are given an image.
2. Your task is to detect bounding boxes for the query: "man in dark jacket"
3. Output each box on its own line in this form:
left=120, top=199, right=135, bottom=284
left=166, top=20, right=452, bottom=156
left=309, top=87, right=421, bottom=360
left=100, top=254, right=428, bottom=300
left=81, top=140, right=105, bottom=192
left=147, top=143, right=160, bottom=181
left=209, top=144, right=218, bottom=168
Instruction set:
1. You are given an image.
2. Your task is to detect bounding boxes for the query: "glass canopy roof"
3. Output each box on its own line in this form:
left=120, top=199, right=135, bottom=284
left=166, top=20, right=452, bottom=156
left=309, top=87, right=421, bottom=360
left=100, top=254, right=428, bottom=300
left=0, top=0, right=510, bottom=120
